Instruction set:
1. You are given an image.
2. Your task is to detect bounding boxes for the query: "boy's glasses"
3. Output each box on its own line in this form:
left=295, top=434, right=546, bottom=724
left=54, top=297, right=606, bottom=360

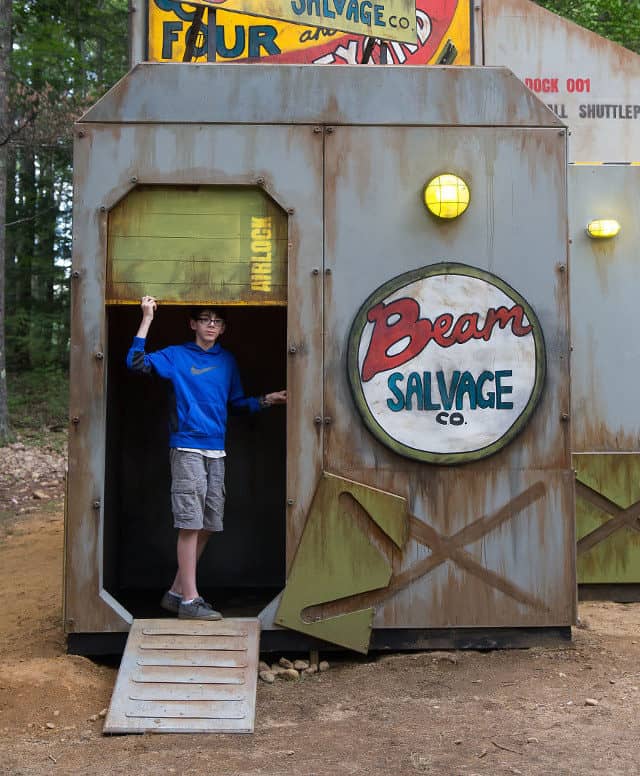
left=197, top=317, right=224, bottom=327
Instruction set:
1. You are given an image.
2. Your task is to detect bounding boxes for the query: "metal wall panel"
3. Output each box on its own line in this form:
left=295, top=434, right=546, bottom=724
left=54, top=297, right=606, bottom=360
left=81, top=63, right=563, bottom=129
left=323, top=125, right=574, bottom=628
left=483, top=0, right=640, bottom=162
left=569, top=166, right=640, bottom=452
left=66, top=122, right=323, bottom=634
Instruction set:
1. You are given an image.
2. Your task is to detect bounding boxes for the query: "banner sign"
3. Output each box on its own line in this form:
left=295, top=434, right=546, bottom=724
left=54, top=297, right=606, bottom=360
left=183, top=0, right=417, bottom=43
left=347, top=264, right=546, bottom=465
left=149, top=0, right=470, bottom=65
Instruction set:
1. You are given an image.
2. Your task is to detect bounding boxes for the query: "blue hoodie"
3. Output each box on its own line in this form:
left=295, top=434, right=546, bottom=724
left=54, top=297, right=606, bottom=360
left=126, top=337, right=260, bottom=449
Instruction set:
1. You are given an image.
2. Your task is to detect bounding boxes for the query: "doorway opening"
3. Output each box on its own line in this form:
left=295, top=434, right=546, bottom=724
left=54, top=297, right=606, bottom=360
left=103, top=304, right=287, bottom=618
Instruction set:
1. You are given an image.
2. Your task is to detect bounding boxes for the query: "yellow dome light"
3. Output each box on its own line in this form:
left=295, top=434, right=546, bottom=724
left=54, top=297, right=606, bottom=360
left=586, top=219, right=621, bottom=239
left=424, top=174, right=470, bottom=219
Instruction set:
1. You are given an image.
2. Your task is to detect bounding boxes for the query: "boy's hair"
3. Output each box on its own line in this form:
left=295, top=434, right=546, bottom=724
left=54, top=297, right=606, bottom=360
left=189, top=306, right=226, bottom=322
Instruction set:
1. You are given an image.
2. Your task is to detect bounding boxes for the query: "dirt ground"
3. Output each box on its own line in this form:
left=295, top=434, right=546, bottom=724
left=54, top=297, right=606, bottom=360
left=0, top=498, right=639, bottom=776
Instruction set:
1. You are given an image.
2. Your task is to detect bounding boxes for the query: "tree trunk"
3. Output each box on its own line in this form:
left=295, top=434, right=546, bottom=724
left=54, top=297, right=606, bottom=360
left=0, top=0, right=13, bottom=443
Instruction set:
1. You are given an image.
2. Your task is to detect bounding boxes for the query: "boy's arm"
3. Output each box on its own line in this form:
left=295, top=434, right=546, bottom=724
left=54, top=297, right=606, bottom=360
left=126, top=296, right=173, bottom=378
left=228, top=359, right=287, bottom=414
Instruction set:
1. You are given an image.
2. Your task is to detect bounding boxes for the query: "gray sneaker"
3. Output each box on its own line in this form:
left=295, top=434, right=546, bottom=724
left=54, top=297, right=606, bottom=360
left=178, top=597, right=223, bottom=621
left=160, top=591, right=182, bottom=614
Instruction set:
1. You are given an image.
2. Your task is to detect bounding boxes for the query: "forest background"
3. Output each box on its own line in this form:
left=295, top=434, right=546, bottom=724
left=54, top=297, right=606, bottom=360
left=0, top=0, right=639, bottom=447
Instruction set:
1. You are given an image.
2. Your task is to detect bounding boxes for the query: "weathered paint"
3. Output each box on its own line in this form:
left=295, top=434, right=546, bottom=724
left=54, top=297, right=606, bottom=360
left=569, top=166, right=640, bottom=452
left=66, top=118, right=324, bottom=634
left=322, top=123, right=573, bottom=629
left=347, top=263, right=546, bottom=464
left=275, top=473, right=408, bottom=653
left=107, top=185, right=288, bottom=305
left=68, top=65, right=575, bottom=646
left=574, top=455, right=640, bottom=584
left=147, top=0, right=471, bottom=65
left=81, top=64, right=563, bottom=129
left=483, top=0, right=640, bottom=162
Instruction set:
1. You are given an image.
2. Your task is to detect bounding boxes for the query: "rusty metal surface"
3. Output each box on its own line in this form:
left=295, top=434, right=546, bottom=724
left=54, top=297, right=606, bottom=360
left=128, top=0, right=146, bottom=67
left=483, top=0, right=640, bottom=162
left=81, top=63, right=564, bottom=128
left=106, top=185, right=288, bottom=305
left=104, top=618, right=260, bottom=734
left=275, top=473, right=408, bottom=653
left=569, top=166, right=640, bottom=452
left=322, top=124, right=574, bottom=628
left=66, top=121, right=323, bottom=634
left=574, top=454, right=640, bottom=584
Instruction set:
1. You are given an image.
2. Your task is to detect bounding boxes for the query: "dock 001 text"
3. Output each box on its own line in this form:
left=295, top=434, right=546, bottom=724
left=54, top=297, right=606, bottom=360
left=347, top=264, right=546, bottom=464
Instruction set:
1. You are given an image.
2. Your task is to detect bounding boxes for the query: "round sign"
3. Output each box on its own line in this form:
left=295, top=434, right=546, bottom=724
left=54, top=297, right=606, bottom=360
left=347, top=263, right=546, bottom=465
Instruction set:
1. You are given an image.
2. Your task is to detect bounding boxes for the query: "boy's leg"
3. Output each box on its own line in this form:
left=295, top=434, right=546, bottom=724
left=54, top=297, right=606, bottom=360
left=169, top=528, right=212, bottom=597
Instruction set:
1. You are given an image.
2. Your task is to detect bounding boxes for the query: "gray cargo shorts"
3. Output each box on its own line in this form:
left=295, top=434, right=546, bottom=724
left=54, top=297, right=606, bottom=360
left=169, top=449, right=225, bottom=531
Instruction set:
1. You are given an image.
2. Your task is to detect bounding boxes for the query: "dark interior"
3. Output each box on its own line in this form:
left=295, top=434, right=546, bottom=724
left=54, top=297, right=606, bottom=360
left=104, top=305, right=287, bottom=617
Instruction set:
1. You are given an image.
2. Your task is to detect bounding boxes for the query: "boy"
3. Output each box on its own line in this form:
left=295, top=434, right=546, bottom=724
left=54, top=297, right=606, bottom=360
left=127, top=295, right=286, bottom=620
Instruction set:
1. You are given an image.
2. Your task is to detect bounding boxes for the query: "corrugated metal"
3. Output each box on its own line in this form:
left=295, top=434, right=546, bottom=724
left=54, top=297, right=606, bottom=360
left=104, top=619, right=259, bottom=734
left=483, top=0, right=640, bottom=163
left=569, top=166, right=640, bottom=452
left=321, top=123, right=574, bottom=629
left=80, top=63, right=564, bottom=128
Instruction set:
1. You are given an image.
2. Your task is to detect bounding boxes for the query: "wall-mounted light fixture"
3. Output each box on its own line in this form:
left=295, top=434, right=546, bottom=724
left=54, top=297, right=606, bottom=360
left=586, top=219, right=621, bottom=239
left=423, top=174, right=470, bottom=219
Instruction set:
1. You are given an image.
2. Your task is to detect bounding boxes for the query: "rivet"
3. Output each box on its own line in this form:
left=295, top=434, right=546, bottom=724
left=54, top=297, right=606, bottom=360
left=288, top=346, right=297, bottom=355
left=312, top=268, right=320, bottom=275
left=314, top=416, right=322, bottom=425
left=323, top=417, right=332, bottom=425
left=313, top=126, right=322, bottom=134
left=561, top=413, right=570, bottom=422
left=130, top=176, right=138, bottom=183
left=71, top=416, right=80, bottom=425
left=66, top=618, right=75, bottom=626
left=557, top=264, right=566, bottom=272
left=99, top=205, right=107, bottom=212
left=256, top=177, right=265, bottom=185
left=287, top=208, right=295, bottom=215
left=95, top=351, right=104, bottom=360
left=326, top=126, right=335, bottom=134
left=287, top=498, right=294, bottom=506
left=71, top=270, right=81, bottom=279
left=92, top=500, right=101, bottom=509
left=325, top=268, right=332, bottom=275
left=77, top=130, right=85, bottom=138
left=558, top=130, right=565, bottom=136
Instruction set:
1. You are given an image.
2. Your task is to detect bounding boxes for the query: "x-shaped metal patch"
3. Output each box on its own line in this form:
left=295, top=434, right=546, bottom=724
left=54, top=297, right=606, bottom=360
left=306, top=480, right=550, bottom=621
left=576, top=480, right=640, bottom=556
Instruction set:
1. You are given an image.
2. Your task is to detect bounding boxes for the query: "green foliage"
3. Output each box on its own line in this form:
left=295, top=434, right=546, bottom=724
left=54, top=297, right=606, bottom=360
left=534, top=1, right=640, bottom=53
left=8, top=367, right=68, bottom=442
left=6, top=0, right=128, bottom=391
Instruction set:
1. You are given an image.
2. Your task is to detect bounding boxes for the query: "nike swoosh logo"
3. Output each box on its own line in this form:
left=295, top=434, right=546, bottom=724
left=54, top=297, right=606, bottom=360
left=190, top=366, right=218, bottom=375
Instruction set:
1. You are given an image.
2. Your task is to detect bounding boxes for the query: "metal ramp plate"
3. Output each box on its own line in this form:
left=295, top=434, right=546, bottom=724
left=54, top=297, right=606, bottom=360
left=104, top=618, right=260, bottom=734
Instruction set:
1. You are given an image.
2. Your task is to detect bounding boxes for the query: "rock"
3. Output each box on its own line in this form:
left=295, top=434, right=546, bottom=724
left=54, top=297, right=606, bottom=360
left=454, top=739, right=462, bottom=745
left=80, top=730, right=93, bottom=740
left=270, top=664, right=285, bottom=675
left=293, top=659, right=309, bottom=671
left=281, top=668, right=300, bottom=681
left=527, top=737, right=539, bottom=744
left=89, top=714, right=99, bottom=721
left=472, top=695, right=481, bottom=702
left=32, top=490, right=48, bottom=500
left=45, top=722, right=55, bottom=729
left=430, top=651, right=458, bottom=664
left=584, top=698, right=599, bottom=706
left=53, top=710, right=60, bottom=717
left=558, top=672, right=567, bottom=678
left=304, top=665, right=318, bottom=675
left=258, top=660, right=270, bottom=672
left=319, top=660, right=330, bottom=672
left=279, top=657, right=294, bottom=669
left=285, top=750, right=295, bottom=756
left=259, top=670, right=275, bottom=684
left=98, top=708, right=108, bottom=718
